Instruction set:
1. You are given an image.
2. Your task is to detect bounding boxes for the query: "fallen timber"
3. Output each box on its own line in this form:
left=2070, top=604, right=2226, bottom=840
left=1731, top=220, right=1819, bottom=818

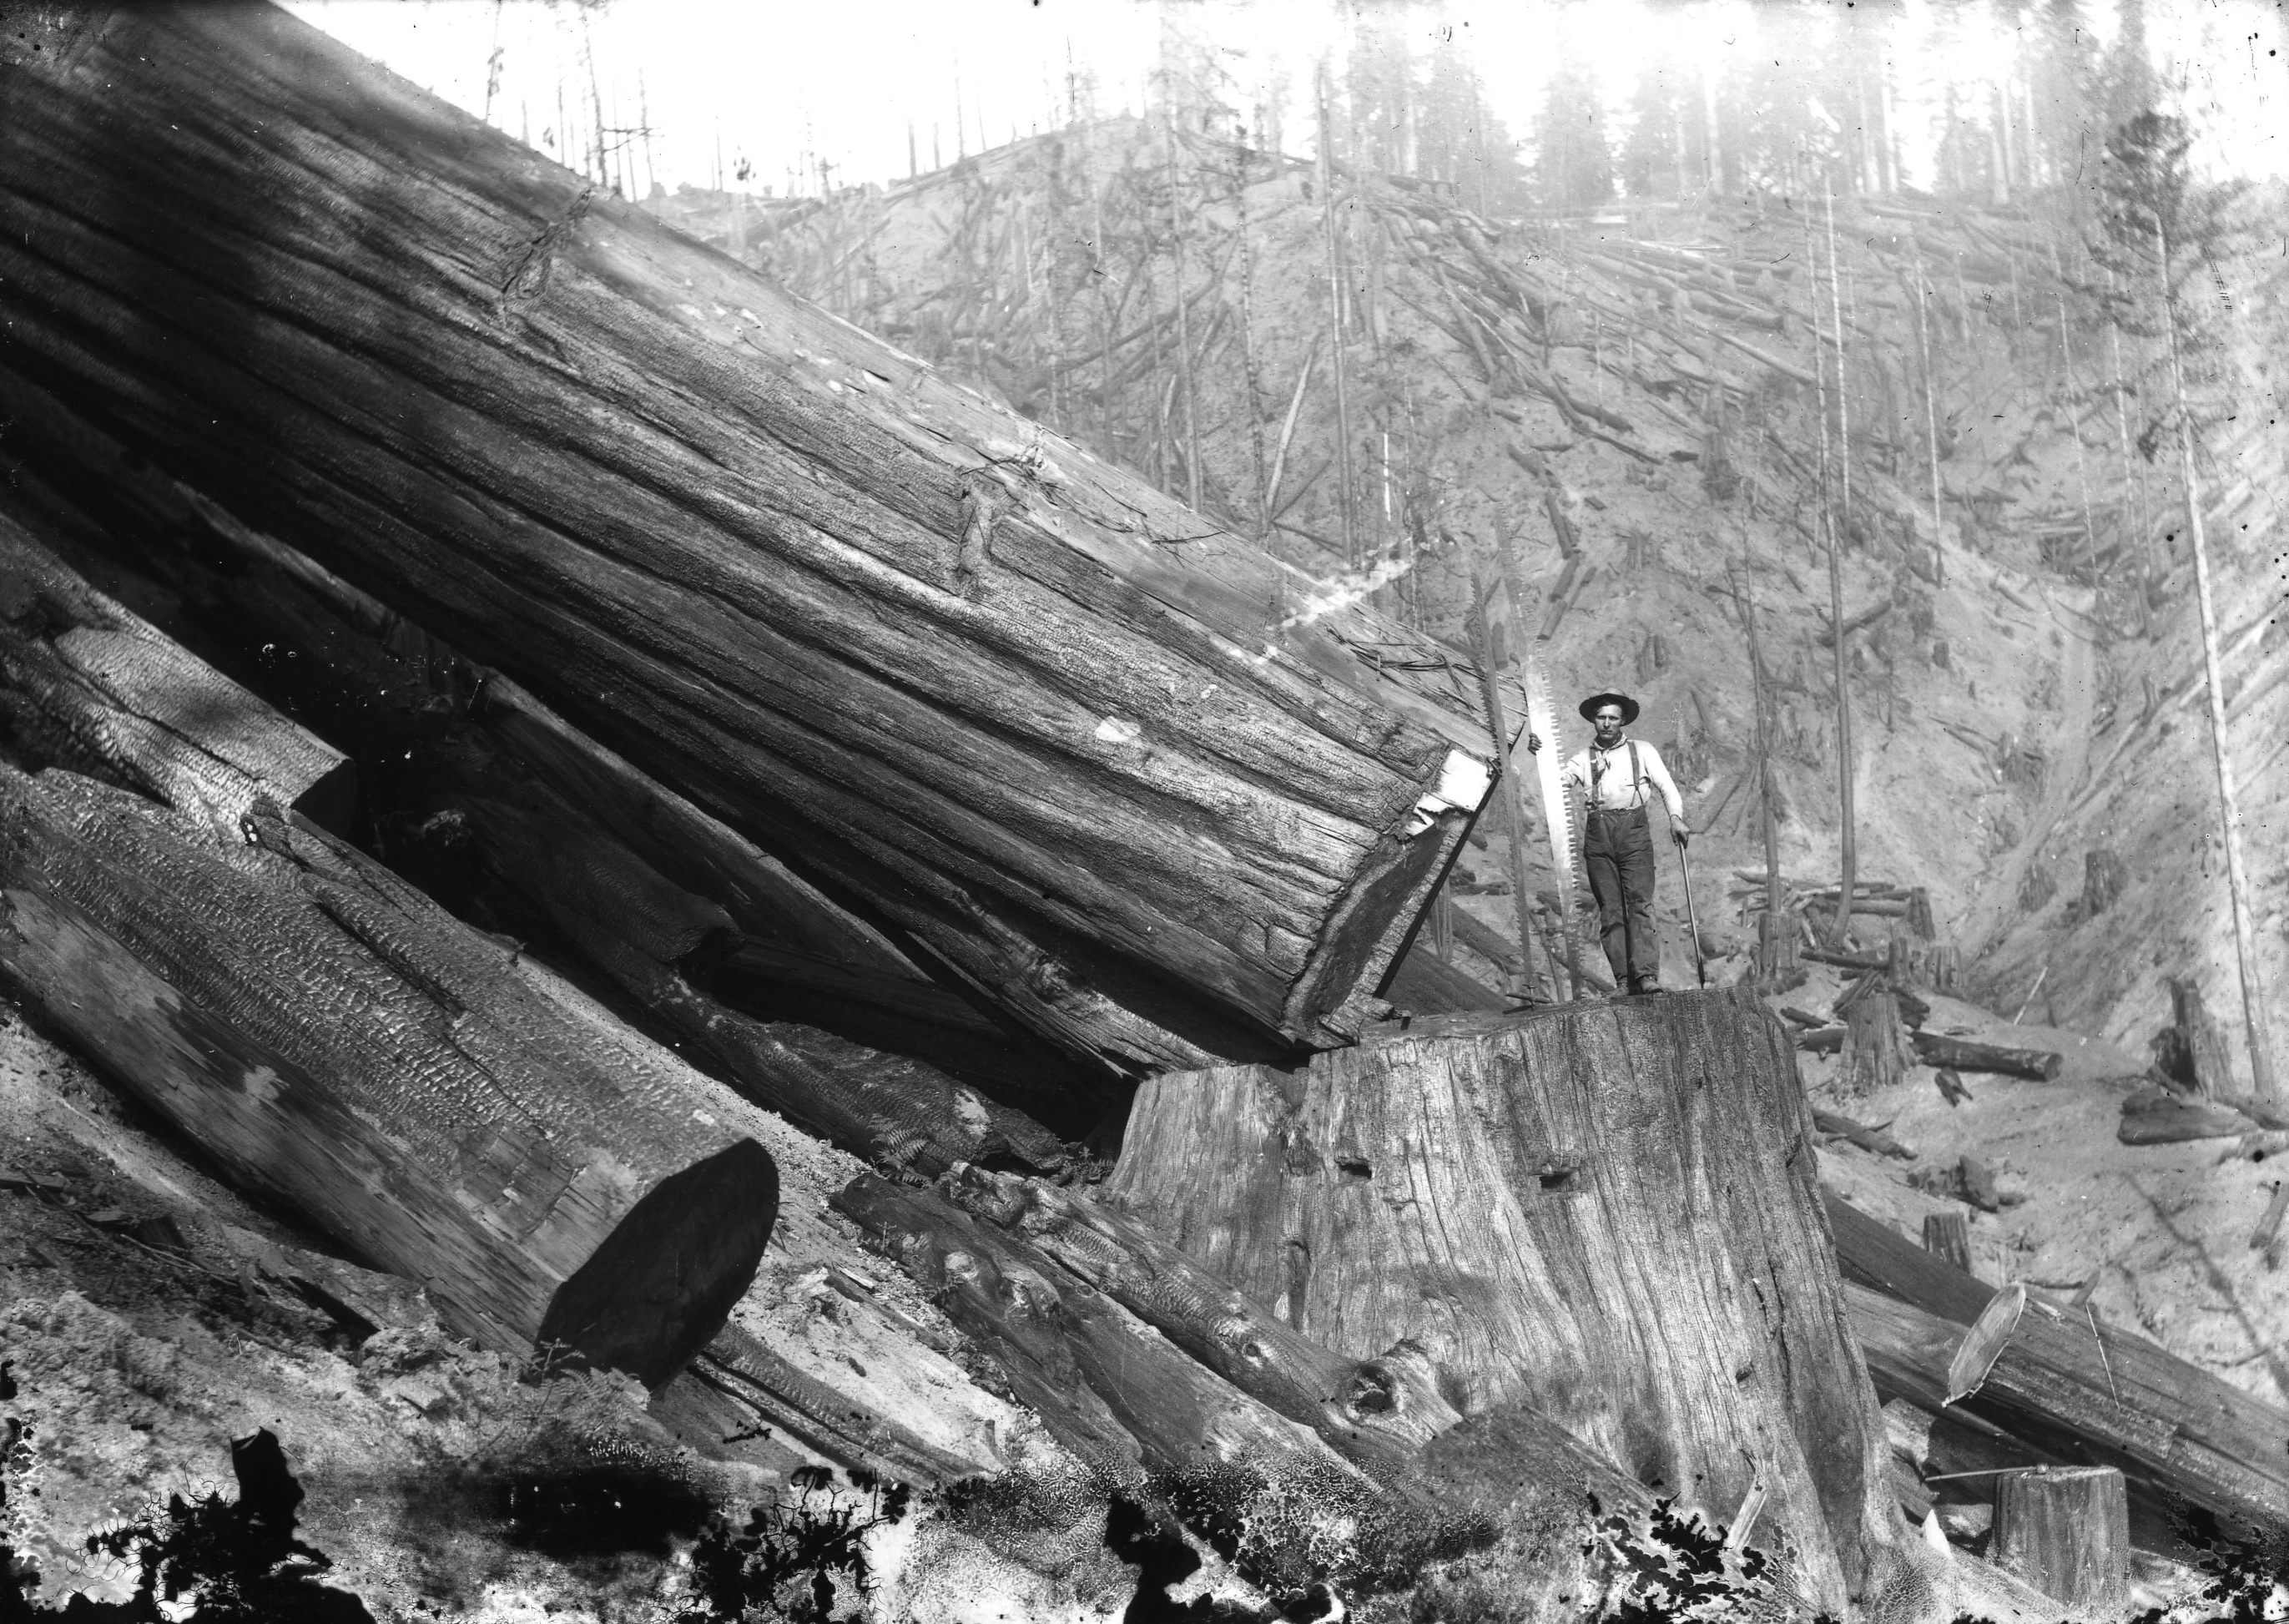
left=1826, top=1191, right=2289, bottom=1538
left=0, top=376, right=1091, bottom=1161
left=0, top=537, right=778, bottom=1386
left=1104, top=989, right=1907, bottom=1617
left=0, top=508, right=1082, bottom=1506
left=0, top=3, right=1495, bottom=1082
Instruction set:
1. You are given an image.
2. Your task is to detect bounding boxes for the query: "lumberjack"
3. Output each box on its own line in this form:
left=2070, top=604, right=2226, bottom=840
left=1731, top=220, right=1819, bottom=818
left=1528, top=692, right=1691, bottom=995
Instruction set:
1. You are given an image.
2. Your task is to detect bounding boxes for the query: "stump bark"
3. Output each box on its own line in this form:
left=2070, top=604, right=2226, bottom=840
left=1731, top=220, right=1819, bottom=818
left=1105, top=988, right=1901, bottom=1614
left=1992, top=1466, right=2130, bottom=1609
left=0, top=3, right=1495, bottom=1077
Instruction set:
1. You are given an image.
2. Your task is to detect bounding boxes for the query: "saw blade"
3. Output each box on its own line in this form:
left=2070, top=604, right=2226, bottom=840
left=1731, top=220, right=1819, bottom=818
left=1524, top=652, right=1585, bottom=925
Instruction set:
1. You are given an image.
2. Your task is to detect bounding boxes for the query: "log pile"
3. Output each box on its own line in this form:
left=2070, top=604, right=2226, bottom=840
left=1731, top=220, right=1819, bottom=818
left=0, top=9, right=2281, bottom=1620
left=0, top=3, right=1495, bottom=1087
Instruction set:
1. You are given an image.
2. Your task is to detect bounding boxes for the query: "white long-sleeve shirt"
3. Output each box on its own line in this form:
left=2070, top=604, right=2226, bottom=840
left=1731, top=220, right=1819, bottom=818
left=1560, top=736, right=1686, bottom=822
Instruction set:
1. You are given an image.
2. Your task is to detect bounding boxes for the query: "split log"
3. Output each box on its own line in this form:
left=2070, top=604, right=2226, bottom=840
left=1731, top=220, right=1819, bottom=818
left=1909, top=1031, right=2063, bottom=1080
left=0, top=765, right=776, bottom=1388
left=0, top=5, right=1495, bottom=1077
left=1103, top=991, right=1904, bottom=1616
left=1826, top=1193, right=2289, bottom=1535
left=1992, top=1466, right=2130, bottom=1609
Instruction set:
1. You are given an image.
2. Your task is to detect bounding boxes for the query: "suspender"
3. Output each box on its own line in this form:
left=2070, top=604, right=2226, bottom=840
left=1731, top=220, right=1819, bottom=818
left=1589, top=741, right=1645, bottom=810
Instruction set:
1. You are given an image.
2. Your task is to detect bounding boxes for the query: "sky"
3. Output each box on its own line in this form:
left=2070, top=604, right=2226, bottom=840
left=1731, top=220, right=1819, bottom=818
left=283, top=0, right=2286, bottom=200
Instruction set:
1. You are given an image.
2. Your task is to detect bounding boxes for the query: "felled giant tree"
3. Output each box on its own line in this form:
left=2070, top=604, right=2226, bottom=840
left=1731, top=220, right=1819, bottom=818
left=0, top=3, right=1492, bottom=1083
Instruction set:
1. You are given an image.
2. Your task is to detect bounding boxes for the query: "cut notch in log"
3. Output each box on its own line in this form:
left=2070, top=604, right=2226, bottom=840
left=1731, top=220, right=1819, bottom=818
left=0, top=3, right=1496, bottom=1074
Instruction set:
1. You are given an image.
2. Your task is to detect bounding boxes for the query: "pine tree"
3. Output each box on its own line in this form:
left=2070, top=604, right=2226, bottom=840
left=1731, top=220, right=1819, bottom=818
left=2093, top=113, right=2277, bottom=1110
left=1533, top=59, right=1613, bottom=210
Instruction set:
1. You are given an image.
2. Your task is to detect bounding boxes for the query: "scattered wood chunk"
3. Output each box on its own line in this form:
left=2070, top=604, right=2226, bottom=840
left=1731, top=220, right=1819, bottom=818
left=1813, top=1110, right=1915, bottom=1161
left=2118, top=1086, right=2257, bottom=1146
left=1911, top=1031, right=2063, bottom=1081
left=1934, top=1068, right=1973, bottom=1107
left=1959, top=1156, right=2004, bottom=1213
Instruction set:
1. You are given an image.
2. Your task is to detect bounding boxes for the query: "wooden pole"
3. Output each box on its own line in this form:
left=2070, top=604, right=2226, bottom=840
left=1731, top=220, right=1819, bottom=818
left=1467, top=574, right=1540, bottom=1002
left=1318, top=64, right=1357, bottom=565
left=1911, top=237, right=1946, bottom=587
left=2154, top=216, right=2281, bottom=1113
left=2050, top=240, right=2100, bottom=582
left=1822, top=182, right=1858, bottom=951
left=1165, top=113, right=1203, bottom=511
left=1729, top=562, right=1788, bottom=981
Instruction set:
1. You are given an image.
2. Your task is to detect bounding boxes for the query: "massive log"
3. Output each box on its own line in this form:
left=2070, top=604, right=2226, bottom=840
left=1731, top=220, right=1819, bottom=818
left=0, top=768, right=776, bottom=1388
left=1103, top=989, right=1903, bottom=1616
left=0, top=386, right=1091, bottom=1160
left=1826, top=1190, right=2289, bottom=1536
left=0, top=3, right=1495, bottom=1078
left=0, top=519, right=779, bottom=1385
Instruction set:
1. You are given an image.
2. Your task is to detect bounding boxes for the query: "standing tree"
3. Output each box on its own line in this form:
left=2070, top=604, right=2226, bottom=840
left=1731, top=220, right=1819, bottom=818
left=2094, top=112, right=2278, bottom=1114
left=1532, top=60, right=1614, bottom=211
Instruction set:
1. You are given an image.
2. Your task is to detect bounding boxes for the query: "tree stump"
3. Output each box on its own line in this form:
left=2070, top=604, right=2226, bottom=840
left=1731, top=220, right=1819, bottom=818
left=1104, top=987, right=1902, bottom=1616
left=1992, top=1466, right=2129, bottom=1609
left=1922, top=1212, right=1974, bottom=1273
left=2154, top=976, right=2236, bottom=1100
left=1839, top=979, right=1913, bottom=1095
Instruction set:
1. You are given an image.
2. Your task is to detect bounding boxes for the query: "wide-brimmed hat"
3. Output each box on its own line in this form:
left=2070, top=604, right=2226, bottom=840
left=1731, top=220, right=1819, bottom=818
left=1579, top=691, right=1640, bottom=725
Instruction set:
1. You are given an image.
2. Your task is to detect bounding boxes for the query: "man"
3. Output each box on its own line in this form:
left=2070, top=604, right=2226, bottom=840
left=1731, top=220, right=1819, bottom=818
left=1528, top=691, right=1691, bottom=995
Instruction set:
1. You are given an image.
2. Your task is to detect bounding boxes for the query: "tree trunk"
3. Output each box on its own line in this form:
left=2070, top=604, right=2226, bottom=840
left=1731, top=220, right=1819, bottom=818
left=0, top=4, right=1493, bottom=1082
left=1826, top=1189, right=2289, bottom=1535
left=1103, top=989, right=1903, bottom=1616
left=2157, top=975, right=2236, bottom=1100
left=0, top=371, right=1093, bottom=1146
left=2156, top=216, right=2281, bottom=1110
left=1993, top=1466, right=2130, bottom=1609
left=0, top=760, right=776, bottom=1389
left=1909, top=1031, right=2062, bottom=1080
left=1846, top=1282, right=2289, bottom=1536
left=1922, top=1211, right=1974, bottom=1273
left=0, top=515, right=353, bottom=834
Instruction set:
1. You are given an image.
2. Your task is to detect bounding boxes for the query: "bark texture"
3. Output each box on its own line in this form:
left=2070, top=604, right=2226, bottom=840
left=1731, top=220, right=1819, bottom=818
left=0, top=3, right=1493, bottom=1078
left=1104, top=988, right=1902, bottom=1616
left=0, top=376, right=1090, bottom=1147
left=1828, top=1193, right=2289, bottom=1535
left=0, top=764, right=776, bottom=1388
left=1992, top=1466, right=2130, bottom=1609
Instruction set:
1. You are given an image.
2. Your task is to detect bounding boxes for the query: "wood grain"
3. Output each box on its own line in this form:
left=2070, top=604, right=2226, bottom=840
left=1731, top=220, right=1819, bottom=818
left=0, top=4, right=1493, bottom=1072
left=1105, top=988, right=1903, bottom=1616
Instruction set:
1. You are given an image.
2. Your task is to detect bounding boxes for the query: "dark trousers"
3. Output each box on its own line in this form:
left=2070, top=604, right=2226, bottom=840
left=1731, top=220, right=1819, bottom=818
left=1585, top=807, right=1661, bottom=988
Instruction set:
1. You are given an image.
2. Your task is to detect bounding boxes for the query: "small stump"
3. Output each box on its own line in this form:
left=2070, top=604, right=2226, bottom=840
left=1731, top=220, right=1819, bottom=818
left=1922, top=1212, right=1973, bottom=1273
left=1993, top=1465, right=2129, bottom=1609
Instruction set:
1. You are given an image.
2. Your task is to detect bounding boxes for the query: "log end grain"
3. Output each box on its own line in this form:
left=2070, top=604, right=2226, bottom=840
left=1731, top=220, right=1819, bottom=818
left=535, top=1136, right=778, bottom=1389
